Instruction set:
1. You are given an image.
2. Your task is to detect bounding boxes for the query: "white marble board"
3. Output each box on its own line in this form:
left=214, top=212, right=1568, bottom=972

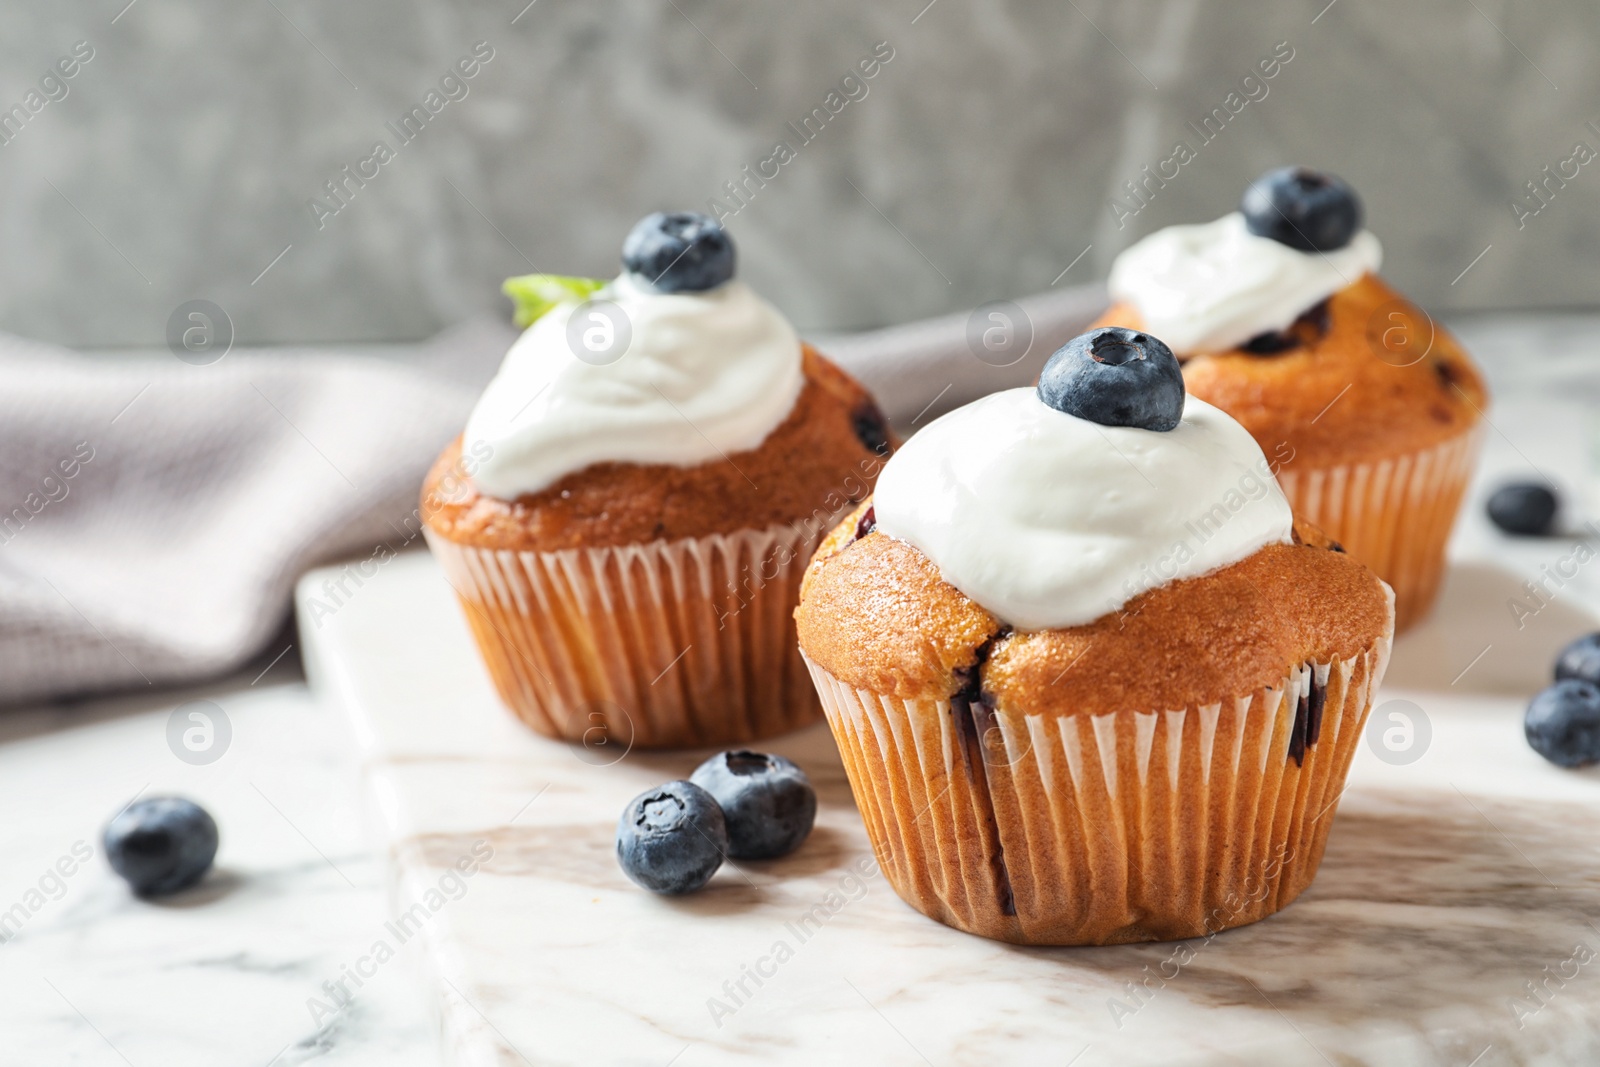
left=299, top=398, right=1600, bottom=1067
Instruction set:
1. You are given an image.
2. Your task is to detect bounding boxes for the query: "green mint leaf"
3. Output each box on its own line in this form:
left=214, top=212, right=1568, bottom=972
left=502, top=274, right=607, bottom=328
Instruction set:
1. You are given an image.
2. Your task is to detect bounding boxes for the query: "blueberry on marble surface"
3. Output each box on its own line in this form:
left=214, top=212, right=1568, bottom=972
left=1037, top=327, right=1185, bottom=432
left=1486, top=482, right=1559, bottom=537
left=103, top=796, right=219, bottom=897
left=1556, top=633, right=1600, bottom=688
left=690, top=751, right=817, bottom=860
left=621, top=211, right=735, bottom=293
left=1525, top=680, right=1600, bottom=768
left=616, top=780, right=728, bottom=894
left=1240, top=166, right=1362, bottom=252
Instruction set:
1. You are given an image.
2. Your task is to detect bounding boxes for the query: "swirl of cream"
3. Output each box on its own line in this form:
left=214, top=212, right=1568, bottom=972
left=464, top=274, right=804, bottom=499
left=872, top=388, right=1294, bottom=630
left=1108, top=212, right=1382, bottom=354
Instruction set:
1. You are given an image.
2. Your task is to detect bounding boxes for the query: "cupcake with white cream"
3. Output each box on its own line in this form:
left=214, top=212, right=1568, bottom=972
left=424, top=212, right=893, bottom=748
left=796, top=327, right=1394, bottom=945
left=1095, top=167, right=1487, bottom=630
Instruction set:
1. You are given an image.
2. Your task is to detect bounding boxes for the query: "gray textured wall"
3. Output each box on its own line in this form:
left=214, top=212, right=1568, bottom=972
left=2, top=0, right=1597, bottom=347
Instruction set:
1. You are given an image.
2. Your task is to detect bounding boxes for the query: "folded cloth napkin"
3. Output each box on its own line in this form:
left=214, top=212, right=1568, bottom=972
left=0, top=283, right=1104, bottom=705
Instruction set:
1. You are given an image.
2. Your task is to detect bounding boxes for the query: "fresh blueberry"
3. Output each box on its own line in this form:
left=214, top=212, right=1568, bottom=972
left=1555, top=633, right=1600, bottom=687
left=1525, top=680, right=1600, bottom=768
left=1037, top=327, right=1185, bottom=432
left=616, top=780, right=728, bottom=894
left=690, top=751, right=817, bottom=860
left=1240, top=167, right=1363, bottom=252
left=103, top=796, right=218, bottom=897
left=1487, top=482, right=1559, bottom=536
left=621, top=211, right=735, bottom=293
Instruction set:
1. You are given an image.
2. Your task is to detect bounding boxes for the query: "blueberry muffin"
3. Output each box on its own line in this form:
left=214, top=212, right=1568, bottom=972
left=424, top=212, right=892, bottom=748
left=796, top=328, right=1393, bottom=945
left=1094, top=167, right=1487, bottom=630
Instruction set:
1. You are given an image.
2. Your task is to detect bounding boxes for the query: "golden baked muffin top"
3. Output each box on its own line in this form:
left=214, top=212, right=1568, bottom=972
left=1095, top=274, right=1487, bottom=468
left=423, top=346, right=890, bottom=551
left=796, top=499, right=1391, bottom=716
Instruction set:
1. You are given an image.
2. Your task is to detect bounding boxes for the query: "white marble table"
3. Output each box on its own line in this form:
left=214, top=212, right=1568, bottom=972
left=0, top=656, right=440, bottom=1065
left=0, top=312, right=1588, bottom=1064
left=301, top=391, right=1600, bottom=1066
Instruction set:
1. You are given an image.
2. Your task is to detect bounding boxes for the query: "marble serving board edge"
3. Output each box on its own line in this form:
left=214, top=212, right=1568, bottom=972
left=297, top=395, right=1600, bottom=1066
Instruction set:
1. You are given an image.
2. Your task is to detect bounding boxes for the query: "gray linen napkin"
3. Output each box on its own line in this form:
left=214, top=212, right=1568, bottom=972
left=0, top=283, right=1104, bottom=705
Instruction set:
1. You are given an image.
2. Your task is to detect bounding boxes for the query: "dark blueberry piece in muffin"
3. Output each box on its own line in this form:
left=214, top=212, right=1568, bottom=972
left=852, top=401, right=892, bottom=456
left=852, top=505, right=877, bottom=542
left=1241, top=329, right=1301, bottom=355
left=1241, top=299, right=1333, bottom=355
left=1434, top=358, right=1464, bottom=390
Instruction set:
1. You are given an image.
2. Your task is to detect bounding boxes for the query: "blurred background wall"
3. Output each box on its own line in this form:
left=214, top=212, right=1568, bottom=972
left=2, top=0, right=1597, bottom=347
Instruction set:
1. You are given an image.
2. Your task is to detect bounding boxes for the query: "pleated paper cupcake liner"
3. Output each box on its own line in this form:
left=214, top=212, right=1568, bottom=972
left=804, top=590, right=1393, bottom=945
left=1277, top=425, right=1480, bottom=632
left=426, top=520, right=828, bottom=749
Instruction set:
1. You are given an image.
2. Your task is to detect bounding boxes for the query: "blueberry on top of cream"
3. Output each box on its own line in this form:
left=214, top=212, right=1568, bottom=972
left=1240, top=166, right=1362, bottom=252
left=466, top=213, right=803, bottom=500
left=873, top=330, right=1293, bottom=631
left=1108, top=168, right=1382, bottom=354
left=1037, top=327, right=1185, bottom=432
left=622, top=211, right=736, bottom=293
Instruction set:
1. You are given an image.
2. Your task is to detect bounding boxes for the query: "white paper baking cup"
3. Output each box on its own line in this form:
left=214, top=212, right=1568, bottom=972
left=1277, top=425, right=1480, bottom=631
left=803, top=589, right=1393, bottom=945
left=426, top=519, right=828, bottom=749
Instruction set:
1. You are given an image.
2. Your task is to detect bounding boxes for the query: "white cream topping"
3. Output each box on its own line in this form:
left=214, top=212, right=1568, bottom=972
left=465, top=275, right=805, bottom=499
left=872, top=389, right=1294, bottom=630
left=1108, top=212, right=1382, bottom=354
